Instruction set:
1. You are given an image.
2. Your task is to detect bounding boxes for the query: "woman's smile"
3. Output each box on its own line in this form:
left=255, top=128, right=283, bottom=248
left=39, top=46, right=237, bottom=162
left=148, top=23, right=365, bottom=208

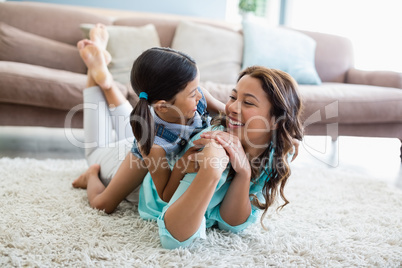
left=227, top=117, right=245, bottom=128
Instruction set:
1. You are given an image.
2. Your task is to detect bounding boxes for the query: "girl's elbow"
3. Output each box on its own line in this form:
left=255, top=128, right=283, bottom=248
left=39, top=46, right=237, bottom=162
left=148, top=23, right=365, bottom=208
left=90, top=198, right=115, bottom=214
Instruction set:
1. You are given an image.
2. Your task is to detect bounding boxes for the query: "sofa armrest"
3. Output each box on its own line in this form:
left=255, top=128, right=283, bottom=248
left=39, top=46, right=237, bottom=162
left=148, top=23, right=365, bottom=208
left=346, top=68, right=402, bottom=89
left=297, top=29, right=354, bottom=83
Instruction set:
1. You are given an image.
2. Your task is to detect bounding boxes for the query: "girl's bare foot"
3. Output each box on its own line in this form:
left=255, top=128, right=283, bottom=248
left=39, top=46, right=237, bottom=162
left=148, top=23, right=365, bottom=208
left=90, top=23, right=109, bottom=50
left=72, top=164, right=101, bottom=189
left=77, top=39, right=111, bottom=65
left=89, top=24, right=112, bottom=64
left=78, top=41, right=113, bottom=90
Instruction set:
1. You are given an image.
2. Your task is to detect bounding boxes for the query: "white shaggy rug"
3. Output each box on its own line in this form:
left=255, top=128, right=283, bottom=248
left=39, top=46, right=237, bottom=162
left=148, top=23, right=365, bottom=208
left=0, top=157, right=401, bottom=267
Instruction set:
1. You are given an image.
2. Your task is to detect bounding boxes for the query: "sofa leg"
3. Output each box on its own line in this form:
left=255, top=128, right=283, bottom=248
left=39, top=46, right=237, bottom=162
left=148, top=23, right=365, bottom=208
left=400, top=140, right=402, bottom=162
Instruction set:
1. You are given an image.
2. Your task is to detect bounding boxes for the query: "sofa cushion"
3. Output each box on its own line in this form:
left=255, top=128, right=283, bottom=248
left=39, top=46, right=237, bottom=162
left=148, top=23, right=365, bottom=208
left=199, top=81, right=233, bottom=105
left=113, top=14, right=240, bottom=49
left=114, top=17, right=181, bottom=48
left=81, top=24, right=161, bottom=85
left=171, top=20, right=243, bottom=85
left=0, top=61, right=129, bottom=111
left=0, top=23, right=87, bottom=74
left=0, top=62, right=87, bottom=110
left=242, top=18, right=322, bottom=85
left=299, top=83, right=402, bottom=124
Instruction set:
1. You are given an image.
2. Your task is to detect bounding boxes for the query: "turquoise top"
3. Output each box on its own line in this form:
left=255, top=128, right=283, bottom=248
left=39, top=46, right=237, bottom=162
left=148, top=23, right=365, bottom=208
left=138, top=125, right=279, bottom=249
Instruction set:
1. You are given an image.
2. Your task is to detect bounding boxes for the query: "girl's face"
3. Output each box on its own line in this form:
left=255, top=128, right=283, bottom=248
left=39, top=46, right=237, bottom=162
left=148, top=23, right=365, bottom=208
left=164, top=72, right=202, bottom=124
left=225, top=75, right=274, bottom=153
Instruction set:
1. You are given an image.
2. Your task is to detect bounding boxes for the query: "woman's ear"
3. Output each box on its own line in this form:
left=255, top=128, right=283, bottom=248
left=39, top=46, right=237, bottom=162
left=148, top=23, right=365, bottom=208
left=270, top=115, right=280, bottom=130
left=153, top=100, right=169, bottom=113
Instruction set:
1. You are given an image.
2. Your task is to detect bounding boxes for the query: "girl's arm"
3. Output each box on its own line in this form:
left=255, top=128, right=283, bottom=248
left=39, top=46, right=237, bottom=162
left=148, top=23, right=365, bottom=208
left=143, top=145, right=181, bottom=202
left=199, top=87, right=225, bottom=114
left=144, top=145, right=201, bottom=202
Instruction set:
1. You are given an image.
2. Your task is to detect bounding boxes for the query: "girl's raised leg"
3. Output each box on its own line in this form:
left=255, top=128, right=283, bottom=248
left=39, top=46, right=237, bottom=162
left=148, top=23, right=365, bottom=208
left=73, top=25, right=148, bottom=212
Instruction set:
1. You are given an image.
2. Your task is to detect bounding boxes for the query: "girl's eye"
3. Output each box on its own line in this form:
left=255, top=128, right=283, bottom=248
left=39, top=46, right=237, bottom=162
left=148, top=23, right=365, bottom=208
left=229, top=95, right=236, bottom=100
left=244, top=101, right=254, bottom=106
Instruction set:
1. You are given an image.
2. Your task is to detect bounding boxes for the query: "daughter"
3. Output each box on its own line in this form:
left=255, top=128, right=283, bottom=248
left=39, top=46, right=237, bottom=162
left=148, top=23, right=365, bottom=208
left=72, top=24, right=224, bottom=213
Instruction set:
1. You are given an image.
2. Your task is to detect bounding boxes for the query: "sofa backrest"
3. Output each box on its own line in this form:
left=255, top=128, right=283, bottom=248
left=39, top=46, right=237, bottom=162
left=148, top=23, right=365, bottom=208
left=0, top=2, right=113, bottom=46
left=113, top=15, right=240, bottom=48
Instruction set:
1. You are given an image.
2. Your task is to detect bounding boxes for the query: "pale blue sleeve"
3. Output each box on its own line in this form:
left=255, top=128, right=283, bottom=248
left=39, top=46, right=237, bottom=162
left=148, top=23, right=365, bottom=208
left=217, top=207, right=260, bottom=233
left=157, top=214, right=206, bottom=249
left=207, top=200, right=261, bottom=233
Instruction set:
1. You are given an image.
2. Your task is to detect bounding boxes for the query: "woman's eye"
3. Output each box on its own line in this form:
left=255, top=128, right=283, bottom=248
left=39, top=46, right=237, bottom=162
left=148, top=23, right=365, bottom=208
left=244, top=101, right=255, bottom=106
left=229, top=95, right=236, bottom=100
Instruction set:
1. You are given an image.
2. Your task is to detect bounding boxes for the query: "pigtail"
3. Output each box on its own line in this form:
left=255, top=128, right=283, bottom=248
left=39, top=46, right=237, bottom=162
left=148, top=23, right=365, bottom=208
left=130, top=99, right=155, bottom=156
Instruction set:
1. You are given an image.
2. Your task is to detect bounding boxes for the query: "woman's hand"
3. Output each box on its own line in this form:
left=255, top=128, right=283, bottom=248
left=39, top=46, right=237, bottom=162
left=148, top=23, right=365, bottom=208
left=195, top=131, right=251, bottom=179
left=188, top=138, right=229, bottom=175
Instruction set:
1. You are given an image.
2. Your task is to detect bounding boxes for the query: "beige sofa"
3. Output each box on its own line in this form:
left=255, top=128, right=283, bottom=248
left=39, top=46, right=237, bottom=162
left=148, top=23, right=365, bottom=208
left=1, top=2, right=401, bottom=158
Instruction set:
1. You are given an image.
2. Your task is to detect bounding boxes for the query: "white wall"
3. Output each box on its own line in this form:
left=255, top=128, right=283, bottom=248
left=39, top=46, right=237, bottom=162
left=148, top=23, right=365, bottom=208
left=286, top=0, right=402, bottom=72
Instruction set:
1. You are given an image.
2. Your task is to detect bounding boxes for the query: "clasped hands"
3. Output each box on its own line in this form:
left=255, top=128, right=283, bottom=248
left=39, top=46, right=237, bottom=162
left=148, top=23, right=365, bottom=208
left=175, top=131, right=250, bottom=177
left=175, top=131, right=300, bottom=176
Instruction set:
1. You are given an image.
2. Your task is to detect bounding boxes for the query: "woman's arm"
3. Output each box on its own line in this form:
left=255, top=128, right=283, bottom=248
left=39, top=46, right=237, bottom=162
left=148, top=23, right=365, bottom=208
left=219, top=172, right=252, bottom=225
left=199, top=86, right=225, bottom=114
left=196, top=132, right=253, bottom=226
left=163, top=140, right=229, bottom=242
left=214, top=135, right=253, bottom=225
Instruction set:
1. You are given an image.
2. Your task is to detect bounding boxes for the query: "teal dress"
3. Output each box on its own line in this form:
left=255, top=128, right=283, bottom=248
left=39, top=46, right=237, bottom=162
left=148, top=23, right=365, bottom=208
left=138, top=126, right=278, bottom=249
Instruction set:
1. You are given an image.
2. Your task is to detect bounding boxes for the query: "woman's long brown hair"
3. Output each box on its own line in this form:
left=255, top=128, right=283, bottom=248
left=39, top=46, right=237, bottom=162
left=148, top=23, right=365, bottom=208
left=213, top=66, right=304, bottom=227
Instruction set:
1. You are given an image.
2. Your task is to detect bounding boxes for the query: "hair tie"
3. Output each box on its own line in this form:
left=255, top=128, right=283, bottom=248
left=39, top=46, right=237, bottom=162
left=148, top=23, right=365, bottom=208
left=139, top=92, right=148, bottom=100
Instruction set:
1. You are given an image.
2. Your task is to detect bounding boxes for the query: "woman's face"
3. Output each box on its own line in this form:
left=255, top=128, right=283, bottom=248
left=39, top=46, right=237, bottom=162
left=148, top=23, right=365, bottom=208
left=225, top=74, right=274, bottom=152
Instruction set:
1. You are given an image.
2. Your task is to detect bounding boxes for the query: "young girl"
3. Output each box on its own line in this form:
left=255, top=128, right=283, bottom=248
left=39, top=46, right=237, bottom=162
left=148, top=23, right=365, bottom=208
left=137, top=66, right=304, bottom=249
left=72, top=24, right=224, bottom=213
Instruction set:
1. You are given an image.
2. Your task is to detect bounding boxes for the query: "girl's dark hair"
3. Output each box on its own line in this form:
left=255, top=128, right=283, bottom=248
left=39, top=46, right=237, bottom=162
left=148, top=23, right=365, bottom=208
left=212, top=66, right=304, bottom=227
left=129, top=47, right=197, bottom=156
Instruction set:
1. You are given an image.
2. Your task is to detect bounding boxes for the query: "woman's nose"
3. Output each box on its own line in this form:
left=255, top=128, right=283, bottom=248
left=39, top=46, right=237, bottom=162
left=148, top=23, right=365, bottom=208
left=227, top=100, right=241, bottom=114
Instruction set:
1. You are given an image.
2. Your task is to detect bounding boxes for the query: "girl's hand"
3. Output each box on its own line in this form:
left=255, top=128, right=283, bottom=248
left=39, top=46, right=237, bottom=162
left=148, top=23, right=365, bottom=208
left=195, top=131, right=251, bottom=179
left=174, top=146, right=202, bottom=174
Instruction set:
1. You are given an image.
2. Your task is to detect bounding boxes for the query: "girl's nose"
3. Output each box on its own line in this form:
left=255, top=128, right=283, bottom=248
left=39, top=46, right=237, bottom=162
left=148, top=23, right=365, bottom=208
left=196, top=88, right=202, bottom=101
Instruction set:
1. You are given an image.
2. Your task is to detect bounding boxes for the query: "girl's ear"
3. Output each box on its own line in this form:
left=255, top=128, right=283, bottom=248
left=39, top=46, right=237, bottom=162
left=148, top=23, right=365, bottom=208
left=153, top=100, right=169, bottom=113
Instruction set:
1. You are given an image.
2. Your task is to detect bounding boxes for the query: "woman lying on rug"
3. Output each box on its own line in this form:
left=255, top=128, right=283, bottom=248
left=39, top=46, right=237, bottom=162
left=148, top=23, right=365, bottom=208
left=73, top=24, right=303, bottom=249
left=148, top=67, right=303, bottom=248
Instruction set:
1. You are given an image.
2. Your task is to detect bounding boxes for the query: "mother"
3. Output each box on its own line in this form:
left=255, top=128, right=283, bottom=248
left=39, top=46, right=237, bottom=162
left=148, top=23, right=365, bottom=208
left=138, top=66, right=303, bottom=248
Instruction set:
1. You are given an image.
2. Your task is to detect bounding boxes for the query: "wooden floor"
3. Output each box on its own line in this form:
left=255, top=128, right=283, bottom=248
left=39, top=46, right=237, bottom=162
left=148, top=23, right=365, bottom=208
left=0, top=126, right=401, bottom=189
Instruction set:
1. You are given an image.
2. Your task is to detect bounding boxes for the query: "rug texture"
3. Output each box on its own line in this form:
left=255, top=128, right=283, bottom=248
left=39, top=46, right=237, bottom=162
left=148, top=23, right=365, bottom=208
left=0, top=157, right=401, bottom=267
